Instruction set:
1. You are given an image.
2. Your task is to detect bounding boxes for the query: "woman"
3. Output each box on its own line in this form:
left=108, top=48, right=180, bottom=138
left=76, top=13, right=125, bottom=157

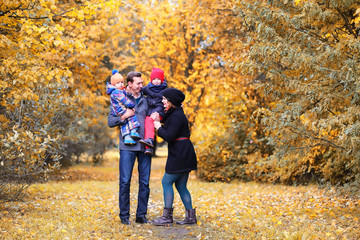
left=151, top=88, right=198, bottom=226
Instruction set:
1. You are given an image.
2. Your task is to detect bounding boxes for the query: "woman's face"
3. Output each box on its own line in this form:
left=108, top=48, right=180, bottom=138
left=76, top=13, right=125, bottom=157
left=162, top=97, right=172, bottom=111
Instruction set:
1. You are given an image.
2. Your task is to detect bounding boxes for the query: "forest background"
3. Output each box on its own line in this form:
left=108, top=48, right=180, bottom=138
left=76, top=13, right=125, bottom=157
left=1, top=0, right=360, bottom=201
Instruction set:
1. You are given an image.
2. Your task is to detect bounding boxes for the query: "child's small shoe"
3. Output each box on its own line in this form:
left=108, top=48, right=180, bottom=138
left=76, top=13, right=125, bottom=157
left=130, top=130, right=141, bottom=140
left=144, top=148, right=153, bottom=156
left=124, top=135, right=136, bottom=145
left=139, top=138, right=154, bottom=148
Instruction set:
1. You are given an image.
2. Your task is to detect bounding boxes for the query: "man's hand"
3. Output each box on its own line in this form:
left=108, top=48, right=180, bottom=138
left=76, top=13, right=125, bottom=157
left=121, top=108, right=135, bottom=121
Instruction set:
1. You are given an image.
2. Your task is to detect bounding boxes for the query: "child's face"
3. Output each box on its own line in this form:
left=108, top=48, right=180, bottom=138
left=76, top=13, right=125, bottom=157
left=152, top=78, right=162, bottom=86
left=114, top=81, right=124, bottom=89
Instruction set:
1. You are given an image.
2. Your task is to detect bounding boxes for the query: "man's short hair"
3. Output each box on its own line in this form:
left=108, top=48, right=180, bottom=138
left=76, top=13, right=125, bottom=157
left=126, top=71, right=142, bottom=83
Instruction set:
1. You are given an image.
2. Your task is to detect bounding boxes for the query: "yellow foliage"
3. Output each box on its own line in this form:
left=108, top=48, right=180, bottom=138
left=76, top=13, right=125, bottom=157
left=0, top=0, right=125, bottom=199
left=100, top=0, right=250, bottom=140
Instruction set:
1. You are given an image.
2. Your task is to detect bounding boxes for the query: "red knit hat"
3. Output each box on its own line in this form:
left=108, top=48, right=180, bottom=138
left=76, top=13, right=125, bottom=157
left=150, top=67, right=164, bottom=83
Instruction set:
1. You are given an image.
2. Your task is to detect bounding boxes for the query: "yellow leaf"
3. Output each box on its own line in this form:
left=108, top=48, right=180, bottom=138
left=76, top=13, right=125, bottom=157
left=55, top=24, right=64, bottom=32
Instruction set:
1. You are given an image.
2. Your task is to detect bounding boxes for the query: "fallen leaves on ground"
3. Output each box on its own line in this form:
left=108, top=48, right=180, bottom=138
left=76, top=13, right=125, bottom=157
left=0, top=149, right=359, bottom=239
left=50, top=167, right=118, bottom=182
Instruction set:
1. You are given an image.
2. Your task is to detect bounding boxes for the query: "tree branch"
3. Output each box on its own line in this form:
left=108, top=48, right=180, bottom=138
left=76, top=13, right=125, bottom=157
left=334, top=7, right=358, bottom=38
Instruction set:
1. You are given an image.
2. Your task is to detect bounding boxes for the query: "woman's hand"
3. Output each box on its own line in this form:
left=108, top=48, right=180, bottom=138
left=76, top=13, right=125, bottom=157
left=154, top=121, right=162, bottom=130
left=150, top=112, right=160, bottom=121
left=121, top=108, right=135, bottom=121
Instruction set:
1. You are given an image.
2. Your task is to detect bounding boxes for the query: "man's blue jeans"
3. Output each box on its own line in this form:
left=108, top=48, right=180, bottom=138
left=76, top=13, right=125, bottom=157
left=119, top=150, right=151, bottom=220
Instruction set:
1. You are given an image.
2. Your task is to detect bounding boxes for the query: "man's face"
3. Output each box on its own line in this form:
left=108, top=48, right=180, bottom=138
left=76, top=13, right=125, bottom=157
left=128, top=76, right=144, bottom=94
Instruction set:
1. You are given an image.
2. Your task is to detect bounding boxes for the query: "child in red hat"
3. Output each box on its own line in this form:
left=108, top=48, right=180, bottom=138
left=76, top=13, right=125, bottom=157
left=140, top=67, right=168, bottom=155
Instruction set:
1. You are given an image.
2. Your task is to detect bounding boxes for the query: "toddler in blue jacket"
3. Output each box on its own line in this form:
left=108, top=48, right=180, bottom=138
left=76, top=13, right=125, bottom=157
left=106, top=70, right=141, bottom=145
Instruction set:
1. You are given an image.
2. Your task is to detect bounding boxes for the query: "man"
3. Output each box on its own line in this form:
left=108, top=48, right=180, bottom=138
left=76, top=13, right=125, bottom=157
left=108, top=71, right=151, bottom=225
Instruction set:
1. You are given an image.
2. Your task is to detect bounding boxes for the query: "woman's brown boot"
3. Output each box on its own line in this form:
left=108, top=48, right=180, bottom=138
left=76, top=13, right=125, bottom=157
left=152, top=207, right=173, bottom=226
left=176, top=208, right=197, bottom=225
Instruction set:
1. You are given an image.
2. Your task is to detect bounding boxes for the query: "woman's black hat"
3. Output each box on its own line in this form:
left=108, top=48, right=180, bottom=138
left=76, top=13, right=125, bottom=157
left=162, top=88, right=185, bottom=107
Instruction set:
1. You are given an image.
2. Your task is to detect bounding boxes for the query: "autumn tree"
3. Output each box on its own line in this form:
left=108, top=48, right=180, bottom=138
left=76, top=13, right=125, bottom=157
left=105, top=0, right=360, bottom=187
left=97, top=0, right=272, bottom=182
left=0, top=0, right=121, bottom=200
left=3, top=0, right=358, bottom=200
left=223, top=0, right=360, bottom=187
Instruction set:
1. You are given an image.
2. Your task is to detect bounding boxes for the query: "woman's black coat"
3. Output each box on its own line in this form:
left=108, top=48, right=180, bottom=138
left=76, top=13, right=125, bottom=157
left=157, top=107, right=197, bottom=174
